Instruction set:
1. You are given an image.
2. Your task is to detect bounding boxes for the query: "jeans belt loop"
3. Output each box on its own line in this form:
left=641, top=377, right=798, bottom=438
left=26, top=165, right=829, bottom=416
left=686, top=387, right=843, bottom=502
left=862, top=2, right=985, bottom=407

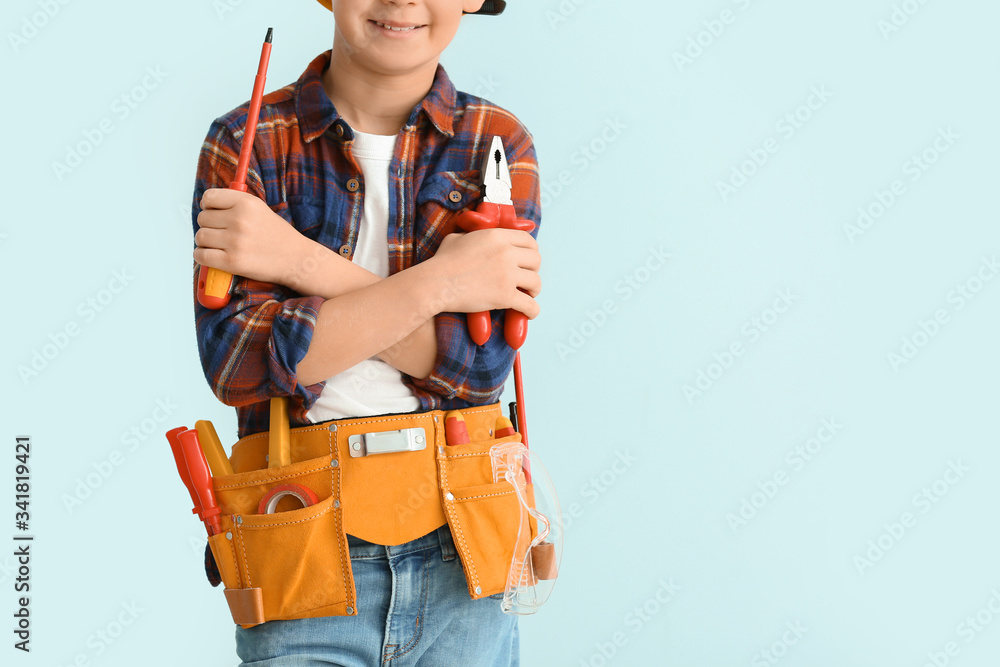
left=436, top=524, right=458, bottom=561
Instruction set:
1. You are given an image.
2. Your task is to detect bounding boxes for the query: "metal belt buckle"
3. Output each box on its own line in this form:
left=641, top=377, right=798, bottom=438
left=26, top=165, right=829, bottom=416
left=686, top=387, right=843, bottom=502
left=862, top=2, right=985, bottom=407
left=348, top=427, right=427, bottom=458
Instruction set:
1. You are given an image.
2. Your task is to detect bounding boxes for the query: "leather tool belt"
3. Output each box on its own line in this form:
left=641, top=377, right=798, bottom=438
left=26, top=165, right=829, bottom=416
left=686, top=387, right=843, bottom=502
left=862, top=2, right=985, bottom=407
left=205, top=399, right=531, bottom=628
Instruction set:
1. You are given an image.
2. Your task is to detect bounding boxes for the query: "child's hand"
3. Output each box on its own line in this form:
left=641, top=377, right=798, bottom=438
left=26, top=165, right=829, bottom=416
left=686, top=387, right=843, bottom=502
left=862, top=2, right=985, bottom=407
left=194, top=188, right=308, bottom=287
left=430, top=228, right=541, bottom=319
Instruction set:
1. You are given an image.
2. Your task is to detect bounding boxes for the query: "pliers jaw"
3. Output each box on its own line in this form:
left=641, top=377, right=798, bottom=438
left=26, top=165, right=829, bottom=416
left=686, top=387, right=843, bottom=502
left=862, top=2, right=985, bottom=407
left=480, top=135, right=513, bottom=206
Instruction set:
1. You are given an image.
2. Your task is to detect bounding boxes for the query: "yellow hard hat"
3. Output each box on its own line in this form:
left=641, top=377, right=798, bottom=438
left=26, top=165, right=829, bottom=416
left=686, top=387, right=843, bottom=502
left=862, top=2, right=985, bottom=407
left=314, top=0, right=505, bottom=14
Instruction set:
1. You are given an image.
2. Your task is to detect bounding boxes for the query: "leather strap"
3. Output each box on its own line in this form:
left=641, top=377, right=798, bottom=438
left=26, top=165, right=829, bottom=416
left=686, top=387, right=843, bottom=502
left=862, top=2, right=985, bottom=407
left=224, top=587, right=265, bottom=627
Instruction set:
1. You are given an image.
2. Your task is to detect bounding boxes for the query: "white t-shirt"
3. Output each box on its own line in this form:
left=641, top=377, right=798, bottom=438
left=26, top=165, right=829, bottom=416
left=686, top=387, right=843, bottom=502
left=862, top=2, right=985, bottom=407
left=305, top=129, right=422, bottom=422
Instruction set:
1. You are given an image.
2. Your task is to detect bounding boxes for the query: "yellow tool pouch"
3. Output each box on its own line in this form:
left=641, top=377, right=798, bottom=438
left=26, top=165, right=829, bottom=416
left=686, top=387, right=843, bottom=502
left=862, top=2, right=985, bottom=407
left=203, top=399, right=529, bottom=627
left=436, top=432, right=535, bottom=599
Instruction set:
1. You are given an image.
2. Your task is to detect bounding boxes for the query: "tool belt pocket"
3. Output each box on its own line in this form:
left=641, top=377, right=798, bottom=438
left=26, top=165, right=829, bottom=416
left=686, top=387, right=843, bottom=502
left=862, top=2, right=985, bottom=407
left=206, top=454, right=354, bottom=627
left=436, top=433, right=532, bottom=600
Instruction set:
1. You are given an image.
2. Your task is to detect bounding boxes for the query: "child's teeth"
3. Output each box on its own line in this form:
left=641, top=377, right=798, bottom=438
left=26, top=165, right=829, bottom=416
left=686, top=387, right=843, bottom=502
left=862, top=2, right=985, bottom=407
left=376, top=21, right=416, bottom=31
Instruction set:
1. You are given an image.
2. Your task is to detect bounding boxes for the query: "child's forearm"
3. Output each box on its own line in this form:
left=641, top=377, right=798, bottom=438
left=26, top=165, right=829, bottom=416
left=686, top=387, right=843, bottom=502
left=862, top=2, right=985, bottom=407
left=283, top=239, right=382, bottom=299
left=285, top=240, right=437, bottom=378
left=375, top=319, right=437, bottom=378
left=296, top=259, right=444, bottom=386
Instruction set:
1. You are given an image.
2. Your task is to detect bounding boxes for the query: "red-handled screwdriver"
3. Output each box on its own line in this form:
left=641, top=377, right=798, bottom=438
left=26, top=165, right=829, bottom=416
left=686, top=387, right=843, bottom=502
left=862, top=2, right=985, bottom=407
left=166, top=426, right=205, bottom=528
left=197, top=27, right=274, bottom=309
left=168, top=428, right=222, bottom=536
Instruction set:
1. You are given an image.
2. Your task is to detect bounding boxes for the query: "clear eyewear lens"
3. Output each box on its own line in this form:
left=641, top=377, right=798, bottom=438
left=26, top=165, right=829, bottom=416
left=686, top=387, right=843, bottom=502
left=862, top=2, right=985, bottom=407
left=490, top=442, right=562, bottom=616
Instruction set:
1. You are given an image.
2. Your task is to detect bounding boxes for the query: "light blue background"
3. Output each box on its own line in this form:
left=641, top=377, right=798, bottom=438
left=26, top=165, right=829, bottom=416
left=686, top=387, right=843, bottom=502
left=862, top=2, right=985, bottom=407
left=3, top=0, right=999, bottom=665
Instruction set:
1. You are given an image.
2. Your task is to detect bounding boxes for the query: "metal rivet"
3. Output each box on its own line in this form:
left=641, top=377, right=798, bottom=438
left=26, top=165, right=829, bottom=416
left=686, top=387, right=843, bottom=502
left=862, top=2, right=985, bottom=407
left=334, top=500, right=340, bottom=508
left=329, top=424, right=338, bottom=433
left=352, top=442, right=361, bottom=450
left=415, top=435, right=424, bottom=444
left=433, top=415, right=439, bottom=422
left=226, top=532, right=233, bottom=540
left=265, top=454, right=269, bottom=462
left=438, top=446, right=444, bottom=455
left=489, top=429, right=493, bottom=436
left=331, top=459, right=339, bottom=467
left=475, top=586, right=482, bottom=595
left=445, top=492, right=454, bottom=501
left=346, top=606, right=354, bottom=615
left=236, top=515, right=243, bottom=525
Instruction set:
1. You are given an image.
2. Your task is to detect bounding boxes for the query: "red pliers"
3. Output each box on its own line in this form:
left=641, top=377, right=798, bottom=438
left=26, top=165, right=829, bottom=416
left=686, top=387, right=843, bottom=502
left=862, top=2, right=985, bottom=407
left=455, top=136, right=535, bottom=350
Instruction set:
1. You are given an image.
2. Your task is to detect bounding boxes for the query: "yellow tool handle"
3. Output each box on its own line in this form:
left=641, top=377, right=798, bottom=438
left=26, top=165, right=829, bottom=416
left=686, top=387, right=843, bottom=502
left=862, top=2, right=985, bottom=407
left=268, top=397, right=291, bottom=468
left=201, top=267, right=234, bottom=302
left=194, top=420, right=234, bottom=477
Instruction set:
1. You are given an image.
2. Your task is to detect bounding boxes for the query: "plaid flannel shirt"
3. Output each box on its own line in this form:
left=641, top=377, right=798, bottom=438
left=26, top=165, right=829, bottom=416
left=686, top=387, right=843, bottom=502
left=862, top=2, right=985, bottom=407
left=191, top=50, right=541, bottom=440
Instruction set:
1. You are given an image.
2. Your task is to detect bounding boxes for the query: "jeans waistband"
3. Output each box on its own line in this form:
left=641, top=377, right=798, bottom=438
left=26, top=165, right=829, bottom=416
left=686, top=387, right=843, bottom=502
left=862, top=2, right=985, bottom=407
left=346, top=524, right=457, bottom=561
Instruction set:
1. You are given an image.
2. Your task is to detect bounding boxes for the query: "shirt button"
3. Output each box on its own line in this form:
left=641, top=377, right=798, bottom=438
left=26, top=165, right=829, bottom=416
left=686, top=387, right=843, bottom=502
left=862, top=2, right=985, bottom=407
left=346, top=178, right=360, bottom=192
left=339, top=244, right=351, bottom=257
left=448, top=190, right=462, bottom=203
left=334, top=124, right=344, bottom=137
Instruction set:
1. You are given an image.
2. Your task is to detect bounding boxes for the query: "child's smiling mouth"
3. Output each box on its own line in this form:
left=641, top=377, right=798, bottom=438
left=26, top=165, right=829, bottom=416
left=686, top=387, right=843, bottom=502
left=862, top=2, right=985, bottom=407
left=370, top=19, right=426, bottom=34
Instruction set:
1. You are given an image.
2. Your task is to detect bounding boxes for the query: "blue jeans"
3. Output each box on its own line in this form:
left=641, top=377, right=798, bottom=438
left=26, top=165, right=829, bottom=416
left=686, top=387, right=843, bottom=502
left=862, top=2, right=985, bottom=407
left=235, top=524, right=519, bottom=666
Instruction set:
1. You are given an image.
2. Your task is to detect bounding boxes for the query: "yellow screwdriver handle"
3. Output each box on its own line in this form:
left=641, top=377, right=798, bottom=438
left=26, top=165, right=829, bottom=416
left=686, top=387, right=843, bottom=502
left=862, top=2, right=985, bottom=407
left=194, top=420, right=234, bottom=477
left=269, top=397, right=291, bottom=469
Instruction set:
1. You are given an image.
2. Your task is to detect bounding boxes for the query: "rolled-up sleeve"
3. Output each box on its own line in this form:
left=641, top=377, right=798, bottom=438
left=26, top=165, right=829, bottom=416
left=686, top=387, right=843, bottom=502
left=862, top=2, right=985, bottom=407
left=405, top=123, right=541, bottom=407
left=192, top=119, right=326, bottom=409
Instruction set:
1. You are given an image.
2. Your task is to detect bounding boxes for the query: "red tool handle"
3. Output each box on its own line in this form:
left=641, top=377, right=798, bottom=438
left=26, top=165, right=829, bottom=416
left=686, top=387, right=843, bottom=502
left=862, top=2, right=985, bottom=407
left=197, top=28, right=273, bottom=310
left=455, top=202, right=536, bottom=348
left=444, top=411, right=471, bottom=446
left=166, top=426, right=199, bottom=515
left=177, top=429, right=222, bottom=536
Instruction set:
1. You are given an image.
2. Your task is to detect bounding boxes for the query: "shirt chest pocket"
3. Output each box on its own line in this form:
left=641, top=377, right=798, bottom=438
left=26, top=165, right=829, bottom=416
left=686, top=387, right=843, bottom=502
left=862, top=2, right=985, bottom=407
left=414, top=170, right=481, bottom=261
left=271, top=194, right=345, bottom=247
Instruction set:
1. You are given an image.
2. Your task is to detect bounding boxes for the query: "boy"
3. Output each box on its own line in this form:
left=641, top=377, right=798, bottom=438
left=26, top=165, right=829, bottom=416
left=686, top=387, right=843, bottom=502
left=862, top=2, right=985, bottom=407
left=190, top=0, right=541, bottom=664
